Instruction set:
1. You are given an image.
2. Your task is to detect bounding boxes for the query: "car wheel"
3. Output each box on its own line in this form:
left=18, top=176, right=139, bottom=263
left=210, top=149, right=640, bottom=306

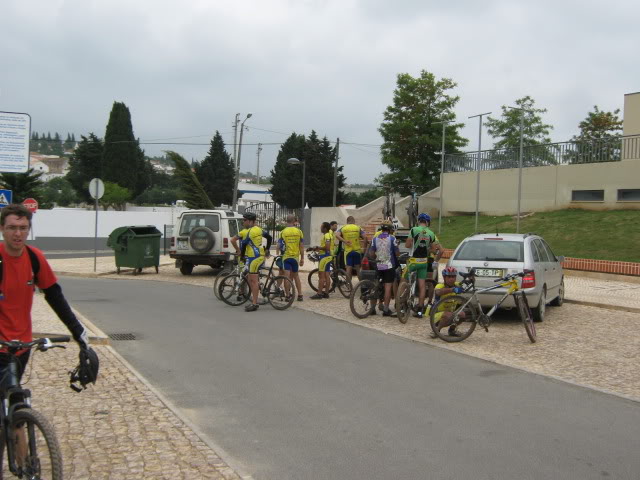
left=550, top=279, right=564, bottom=307
left=532, top=286, right=546, bottom=322
left=180, top=262, right=194, bottom=275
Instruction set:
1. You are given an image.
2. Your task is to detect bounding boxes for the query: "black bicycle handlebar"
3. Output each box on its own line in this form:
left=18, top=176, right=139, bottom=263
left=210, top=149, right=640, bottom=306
left=0, top=336, right=70, bottom=350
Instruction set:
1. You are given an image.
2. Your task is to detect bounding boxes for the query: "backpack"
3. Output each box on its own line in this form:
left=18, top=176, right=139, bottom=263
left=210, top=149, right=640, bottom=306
left=0, top=245, right=41, bottom=291
left=410, top=227, right=433, bottom=257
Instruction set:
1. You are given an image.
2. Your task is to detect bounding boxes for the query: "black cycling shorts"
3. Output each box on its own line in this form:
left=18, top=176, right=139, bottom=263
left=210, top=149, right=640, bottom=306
left=378, top=269, right=396, bottom=284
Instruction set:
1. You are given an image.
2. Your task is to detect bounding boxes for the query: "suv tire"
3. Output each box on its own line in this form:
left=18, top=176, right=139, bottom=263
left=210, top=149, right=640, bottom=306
left=180, top=262, right=194, bottom=275
left=189, top=227, right=215, bottom=253
left=532, top=286, right=546, bottom=322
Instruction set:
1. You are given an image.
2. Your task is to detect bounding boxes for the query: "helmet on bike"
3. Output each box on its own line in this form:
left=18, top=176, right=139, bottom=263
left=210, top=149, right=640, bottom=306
left=442, top=266, right=458, bottom=277
left=69, top=347, right=100, bottom=393
left=380, top=222, right=392, bottom=232
left=417, top=213, right=431, bottom=224
left=243, top=212, right=257, bottom=221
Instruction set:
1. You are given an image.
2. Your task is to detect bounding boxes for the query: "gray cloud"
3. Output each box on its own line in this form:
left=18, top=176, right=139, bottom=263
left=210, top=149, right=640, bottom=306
left=1, top=0, right=637, bottom=183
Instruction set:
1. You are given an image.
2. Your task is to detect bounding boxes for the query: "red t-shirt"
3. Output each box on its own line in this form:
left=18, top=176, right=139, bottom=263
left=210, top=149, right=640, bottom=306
left=0, top=244, right=57, bottom=343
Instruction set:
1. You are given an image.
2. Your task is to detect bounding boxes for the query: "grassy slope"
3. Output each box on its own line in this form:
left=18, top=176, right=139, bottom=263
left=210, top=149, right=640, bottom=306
left=430, top=209, right=640, bottom=262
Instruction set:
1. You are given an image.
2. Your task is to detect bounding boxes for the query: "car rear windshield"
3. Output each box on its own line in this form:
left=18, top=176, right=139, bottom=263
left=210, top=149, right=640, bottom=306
left=179, top=214, right=220, bottom=235
left=453, top=240, right=524, bottom=262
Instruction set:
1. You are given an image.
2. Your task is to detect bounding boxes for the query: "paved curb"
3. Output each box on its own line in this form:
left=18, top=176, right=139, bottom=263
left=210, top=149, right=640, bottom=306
left=33, top=307, right=112, bottom=345
left=564, top=298, right=640, bottom=314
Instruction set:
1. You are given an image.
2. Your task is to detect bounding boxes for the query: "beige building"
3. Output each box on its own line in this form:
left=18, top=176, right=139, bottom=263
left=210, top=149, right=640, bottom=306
left=441, top=92, right=640, bottom=215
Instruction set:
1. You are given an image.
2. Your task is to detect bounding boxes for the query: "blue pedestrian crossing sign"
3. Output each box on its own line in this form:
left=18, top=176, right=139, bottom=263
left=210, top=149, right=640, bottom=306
left=0, top=189, right=13, bottom=207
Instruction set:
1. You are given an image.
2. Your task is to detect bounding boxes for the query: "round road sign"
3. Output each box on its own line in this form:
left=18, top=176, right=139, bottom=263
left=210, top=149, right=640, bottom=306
left=22, top=198, right=38, bottom=213
left=89, top=178, right=105, bottom=200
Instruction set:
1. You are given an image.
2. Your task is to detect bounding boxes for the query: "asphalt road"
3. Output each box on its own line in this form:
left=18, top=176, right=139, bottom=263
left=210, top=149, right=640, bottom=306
left=60, top=276, right=640, bottom=480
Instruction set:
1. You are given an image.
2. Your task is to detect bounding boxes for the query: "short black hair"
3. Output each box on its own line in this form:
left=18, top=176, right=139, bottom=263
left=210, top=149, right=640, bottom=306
left=1, top=204, right=32, bottom=226
left=330, top=221, right=338, bottom=226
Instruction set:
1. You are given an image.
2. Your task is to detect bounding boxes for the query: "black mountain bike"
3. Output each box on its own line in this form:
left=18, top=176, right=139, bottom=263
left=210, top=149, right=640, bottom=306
left=0, top=336, right=70, bottom=480
left=306, top=251, right=352, bottom=298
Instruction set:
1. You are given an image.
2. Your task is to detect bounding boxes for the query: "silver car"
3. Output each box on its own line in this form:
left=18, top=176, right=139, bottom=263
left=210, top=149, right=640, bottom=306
left=447, top=233, right=565, bottom=322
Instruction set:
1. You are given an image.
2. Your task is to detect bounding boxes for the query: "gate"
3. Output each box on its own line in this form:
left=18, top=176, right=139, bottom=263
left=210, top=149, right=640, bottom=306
left=244, top=201, right=299, bottom=246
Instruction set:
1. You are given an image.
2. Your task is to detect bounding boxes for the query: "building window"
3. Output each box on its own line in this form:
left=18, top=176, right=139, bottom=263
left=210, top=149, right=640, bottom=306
left=617, top=189, right=640, bottom=201
left=571, top=190, right=604, bottom=202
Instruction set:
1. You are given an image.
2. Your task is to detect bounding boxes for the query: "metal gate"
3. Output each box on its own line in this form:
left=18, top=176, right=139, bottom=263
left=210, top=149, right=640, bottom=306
left=244, top=201, right=299, bottom=245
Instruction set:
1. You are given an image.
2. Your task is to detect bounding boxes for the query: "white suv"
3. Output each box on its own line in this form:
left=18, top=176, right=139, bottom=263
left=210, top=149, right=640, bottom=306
left=169, top=209, right=243, bottom=275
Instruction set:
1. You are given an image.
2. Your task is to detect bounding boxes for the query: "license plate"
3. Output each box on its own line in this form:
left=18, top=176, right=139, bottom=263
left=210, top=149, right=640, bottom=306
left=178, top=240, right=188, bottom=249
left=475, top=268, right=503, bottom=277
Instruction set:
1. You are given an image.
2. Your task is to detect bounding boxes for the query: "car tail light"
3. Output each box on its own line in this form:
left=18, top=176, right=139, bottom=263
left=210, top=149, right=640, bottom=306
left=171, top=237, right=175, bottom=247
left=521, top=271, right=536, bottom=289
left=362, top=257, right=369, bottom=269
left=223, top=237, right=229, bottom=248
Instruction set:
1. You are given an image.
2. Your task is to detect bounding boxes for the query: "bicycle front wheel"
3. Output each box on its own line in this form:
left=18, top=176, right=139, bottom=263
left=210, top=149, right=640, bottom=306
left=516, top=293, right=537, bottom=343
left=395, top=282, right=410, bottom=324
left=266, top=276, right=295, bottom=310
left=349, top=280, right=377, bottom=319
left=335, top=269, right=352, bottom=298
left=213, top=270, right=233, bottom=300
left=6, top=408, right=63, bottom=480
left=218, top=275, right=250, bottom=306
left=307, top=268, right=320, bottom=292
left=429, top=295, right=477, bottom=342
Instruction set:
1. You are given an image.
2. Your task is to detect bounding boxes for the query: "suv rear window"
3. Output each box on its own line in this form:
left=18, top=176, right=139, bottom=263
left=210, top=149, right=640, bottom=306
left=179, top=214, right=220, bottom=235
left=453, top=240, right=524, bottom=262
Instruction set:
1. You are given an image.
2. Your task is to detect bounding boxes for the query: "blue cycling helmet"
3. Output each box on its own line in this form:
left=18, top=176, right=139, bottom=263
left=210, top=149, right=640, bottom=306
left=417, top=213, right=431, bottom=223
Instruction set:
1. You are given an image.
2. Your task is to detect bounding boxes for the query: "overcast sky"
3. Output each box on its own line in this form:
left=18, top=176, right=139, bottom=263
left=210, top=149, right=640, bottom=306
left=1, top=0, right=638, bottom=183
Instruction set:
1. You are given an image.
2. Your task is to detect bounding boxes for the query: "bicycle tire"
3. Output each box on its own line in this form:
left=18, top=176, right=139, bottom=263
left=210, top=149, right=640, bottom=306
left=395, top=282, right=410, bottom=324
left=516, top=293, right=537, bottom=343
left=266, top=276, right=295, bottom=310
left=349, top=280, right=377, bottom=319
left=213, top=270, right=233, bottom=300
left=336, top=269, right=352, bottom=298
left=218, top=275, right=250, bottom=306
left=6, top=408, right=63, bottom=480
left=429, top=295, right=477, bottom=342
left=307, top=268, right=320, bottom=292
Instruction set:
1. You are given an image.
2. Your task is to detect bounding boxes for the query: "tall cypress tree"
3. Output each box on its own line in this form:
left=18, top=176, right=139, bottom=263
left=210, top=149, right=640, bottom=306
left=102, top=101, right=149, bottom=196
left=194, top=131, right=234, bottom=206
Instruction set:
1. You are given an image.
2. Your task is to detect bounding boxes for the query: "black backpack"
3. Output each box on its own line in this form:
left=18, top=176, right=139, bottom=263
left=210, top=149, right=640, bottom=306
left=0, top=245, right=41, bottom=291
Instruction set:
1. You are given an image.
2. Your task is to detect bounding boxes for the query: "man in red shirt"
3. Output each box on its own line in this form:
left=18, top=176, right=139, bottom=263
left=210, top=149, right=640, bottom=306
left=0, top=203, right=95, bottom=365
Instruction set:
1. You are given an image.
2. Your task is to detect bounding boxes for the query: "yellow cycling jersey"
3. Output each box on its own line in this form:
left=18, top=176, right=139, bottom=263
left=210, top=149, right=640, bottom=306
left=280, top=226, right=304, bottom=260
left=329, top=231, right=339, bottom=255
left=434, top=282, right=461, bottom=312
left=238, top=227, right=265, bottom=258
left=322, top=231, right=333, bottom=254
left=340, top=224, right=364, bottom=253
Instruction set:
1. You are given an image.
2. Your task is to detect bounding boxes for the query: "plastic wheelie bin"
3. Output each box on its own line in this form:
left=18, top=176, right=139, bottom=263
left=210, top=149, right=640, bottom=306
left=107, top=225, right=162, bottom=275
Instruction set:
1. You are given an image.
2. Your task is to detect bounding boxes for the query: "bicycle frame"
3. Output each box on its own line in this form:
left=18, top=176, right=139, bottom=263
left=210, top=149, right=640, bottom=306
left=454, top=276, right=520, bottom=324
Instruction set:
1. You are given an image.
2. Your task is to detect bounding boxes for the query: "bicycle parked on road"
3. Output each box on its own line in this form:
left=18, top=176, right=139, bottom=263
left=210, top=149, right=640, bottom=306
left=428, top=269, right=537, bottom=343
left=306, top=251, right=352, bottom=299
left=395, top=264, right=437, bottom=324
left=218, top=255, right=295, bottom=310
left=0, top=336, right=70, bottom=480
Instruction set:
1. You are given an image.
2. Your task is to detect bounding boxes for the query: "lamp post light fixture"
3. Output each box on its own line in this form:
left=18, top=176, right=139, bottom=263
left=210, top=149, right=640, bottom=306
left=287, top=157, right=306, bottom=229
left=232, top=113, right=253, bottom=210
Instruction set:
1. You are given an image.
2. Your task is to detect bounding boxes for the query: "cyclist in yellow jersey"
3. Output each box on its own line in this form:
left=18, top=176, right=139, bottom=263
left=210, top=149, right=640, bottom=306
left=335, top=216, right=367, bottom=284
left=279, top=215, right=305, bottom=301
left=430, top=266, right=466, bottom=337
left=231, top=212, right=272, bottom=312
left=310, top=222, right=333, bottom=299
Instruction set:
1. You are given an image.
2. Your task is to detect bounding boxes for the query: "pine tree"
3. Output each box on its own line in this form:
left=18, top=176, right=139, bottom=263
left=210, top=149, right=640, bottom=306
left=0, top=169, right=44, bottom=202
left=194, top=131, right=234, bottom=206
left=102, top=101, right=149, bottom=197
left=66, top=133, right=104, bottom=202
left=51, top=132, right=64, bottom=156
left=167, top=151, right=215, bottom=209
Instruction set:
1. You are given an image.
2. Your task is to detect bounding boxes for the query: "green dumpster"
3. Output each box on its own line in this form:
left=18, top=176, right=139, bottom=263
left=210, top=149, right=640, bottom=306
left=107, top=225, right=162, bottom=275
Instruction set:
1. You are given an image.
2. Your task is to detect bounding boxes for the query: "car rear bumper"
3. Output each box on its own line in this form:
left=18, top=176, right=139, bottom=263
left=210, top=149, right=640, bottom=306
left=170, top=252, right=232, bottom=266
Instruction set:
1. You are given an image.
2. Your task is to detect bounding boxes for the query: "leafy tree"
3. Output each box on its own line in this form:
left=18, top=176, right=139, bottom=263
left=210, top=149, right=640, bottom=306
left=194, top=131, right=234, bottom=206
left=102, top=101, right=150, bottom=197
left=40, top=177, right=79, bottom=208
left=167, top=151, right=215, bottom=209
left=63, top=133, right=76, bottom=151
left=66, top=133, right=104, bottom=202
left=343, top=188, right=384, bottom=207
left=270, top=132, right=346, bottom=209
left=485, top=96, right=553, bottom=149
left=573, top=106, right=623, bottom=140
left=134, top=186, right=180, bottom=205
left=379, top=70, right=468, bottom=195
left=0, top=169, right=44, bottom=203
left=100, top=181, right=131, bottom=211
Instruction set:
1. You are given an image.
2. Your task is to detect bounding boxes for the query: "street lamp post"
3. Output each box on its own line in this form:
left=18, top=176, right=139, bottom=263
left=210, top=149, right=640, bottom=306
left=507, top=106, right=527, bottom=233
left=433, top=119, right=452, bottom=235
left=287, top=157, right=306, bottom=230
left=232, top=113, right=252, bottom=210
left=468, top=112, right=491, bottom=232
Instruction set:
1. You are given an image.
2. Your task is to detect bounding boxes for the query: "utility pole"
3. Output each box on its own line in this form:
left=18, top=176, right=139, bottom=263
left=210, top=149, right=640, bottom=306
left=232, top=113, right=252, bottom=210
left=507, top=106, right=528, bottom=233
left=333, top=137, right=340, bottom=207
left=469, top=112, right=491, bottom=232
left=433, top=120, right=452, bottom=235
left=232, top=113, right=240, bottom=171
left=256, top=143, right=262, bottom=185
